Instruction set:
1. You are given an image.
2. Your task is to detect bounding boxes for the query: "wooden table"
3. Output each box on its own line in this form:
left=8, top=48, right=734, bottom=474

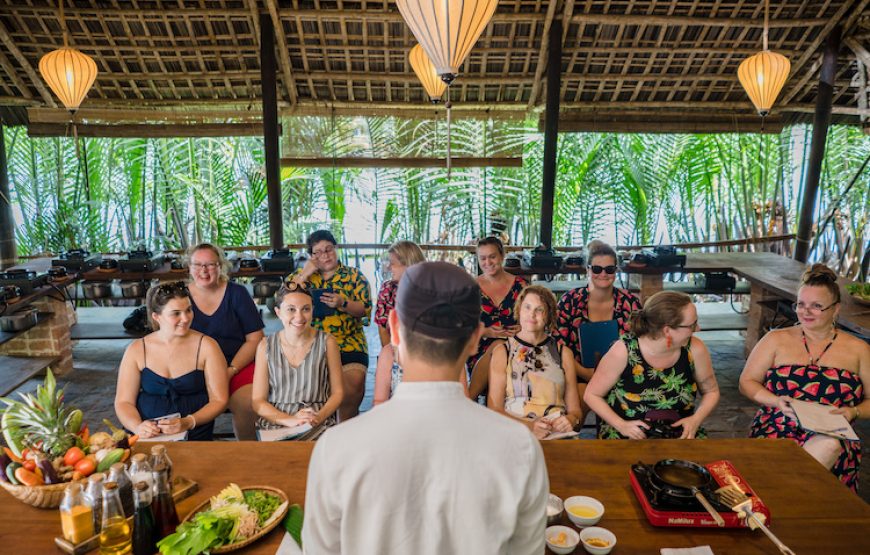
left=1, top=439, right=867, bottom=554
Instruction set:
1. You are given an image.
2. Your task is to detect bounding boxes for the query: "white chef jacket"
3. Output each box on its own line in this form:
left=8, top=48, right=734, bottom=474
left=303, top=381, right=549, bottom=554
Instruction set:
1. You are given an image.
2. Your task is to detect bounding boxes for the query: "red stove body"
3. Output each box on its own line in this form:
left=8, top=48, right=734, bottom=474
left=630, top=459, right=771, bottom=528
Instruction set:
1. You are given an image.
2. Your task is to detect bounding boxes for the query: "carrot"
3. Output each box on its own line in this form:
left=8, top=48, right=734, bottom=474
left=126, top=434, right=139, bottom=448
left=14, top=467, right=43, bottom=487
left=3, top=447, right=22, bottom=464
left=120, top=449, right=131, bottom=463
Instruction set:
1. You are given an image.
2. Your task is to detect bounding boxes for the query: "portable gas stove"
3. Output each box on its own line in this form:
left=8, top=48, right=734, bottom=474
left=0, top=269, right=49, bottom=295
left=630, top=459, right=771, bottom=528
left=119, top=250, right=165, bottom=273
left=52, top=249, right=102, bottom=272
left=260, top=249, right=295, bottom=272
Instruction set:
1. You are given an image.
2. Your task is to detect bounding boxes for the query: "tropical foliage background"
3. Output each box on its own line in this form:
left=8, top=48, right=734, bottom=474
left=4, top=118, right=868, bottom=276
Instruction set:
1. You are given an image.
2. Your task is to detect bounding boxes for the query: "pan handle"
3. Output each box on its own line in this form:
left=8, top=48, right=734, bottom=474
left=693, top=489, right=726, bottom=527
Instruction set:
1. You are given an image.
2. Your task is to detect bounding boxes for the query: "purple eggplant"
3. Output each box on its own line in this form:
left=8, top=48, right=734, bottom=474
left=37, top=458, right=60, bottom=484
left=0, top=453, right=10, bottom=483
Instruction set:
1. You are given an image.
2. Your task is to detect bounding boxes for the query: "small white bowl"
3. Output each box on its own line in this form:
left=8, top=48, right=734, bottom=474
left=564, top=496, right=604, bottom=527
left=547, top=493, right=564, bottom=525
left=579, top=526, right=617, bottom=555
left=546, top=525, right=580, bottom=555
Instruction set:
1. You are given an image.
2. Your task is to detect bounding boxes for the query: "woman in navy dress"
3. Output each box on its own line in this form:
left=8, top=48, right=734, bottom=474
left=114, top=281, right=228, bottom=441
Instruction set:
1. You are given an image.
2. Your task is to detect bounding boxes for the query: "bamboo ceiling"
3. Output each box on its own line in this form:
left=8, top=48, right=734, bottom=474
left=0, top=0, right=868, bottom=133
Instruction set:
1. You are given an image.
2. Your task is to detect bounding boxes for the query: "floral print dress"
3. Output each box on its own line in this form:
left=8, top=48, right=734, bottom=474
left=467, top=276, right=529, bottom=370
left=599, top=334, right=705, bottom=439
left=750, top=365, right=863, bottom=492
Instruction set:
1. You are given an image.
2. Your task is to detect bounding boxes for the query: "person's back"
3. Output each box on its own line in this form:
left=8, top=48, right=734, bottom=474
left=303, top=261, right=548, bottom=555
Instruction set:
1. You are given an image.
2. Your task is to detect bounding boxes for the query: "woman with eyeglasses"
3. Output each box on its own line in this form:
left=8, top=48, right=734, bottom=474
left=467, top=237, right=529, bottom=398
left=584, top=291, right=720, bottom=439
left=488, top=285, right=581, bottom=439
left=740, top=264, right=868, bottom=492
left=252, top=283, right=344, bottom=431
left=288, top=230, right=372, bottom=421
left=373, top=241, right=426, bottom=405
left=186, top=243, right=265, bottom=440
left=115, top=281, right=228, bottom=441
left=556, top=242, right=642, bottom=417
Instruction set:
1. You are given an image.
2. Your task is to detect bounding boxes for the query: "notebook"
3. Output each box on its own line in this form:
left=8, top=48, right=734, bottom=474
left=310, top=288, right=337, bottom=319
left=579, top=319, right=619, bottom=368
left=789, top=398, right=859, bottom=441
left=256, top=423, right=316, bottom=442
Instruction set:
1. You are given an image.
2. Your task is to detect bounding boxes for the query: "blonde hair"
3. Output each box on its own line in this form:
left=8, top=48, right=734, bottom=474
left=629, top=291, right=692, bottom=339
left=184, top=243, right=231, bottom=283
left=513, top=285, right=557, bottom=331
left=388, top=241, right=426, bottom=267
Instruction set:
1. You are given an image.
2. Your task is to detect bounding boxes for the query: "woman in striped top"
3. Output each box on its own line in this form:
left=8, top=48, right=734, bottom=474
left=252, top=283, right=344, bottom=430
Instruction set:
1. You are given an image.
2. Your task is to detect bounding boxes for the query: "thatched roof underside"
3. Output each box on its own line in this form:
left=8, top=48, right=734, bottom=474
left=0, top=0, right=868, bottom=134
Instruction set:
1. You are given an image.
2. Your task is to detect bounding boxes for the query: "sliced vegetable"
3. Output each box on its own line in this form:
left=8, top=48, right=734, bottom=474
left=14, top=466, right=42, bottom=486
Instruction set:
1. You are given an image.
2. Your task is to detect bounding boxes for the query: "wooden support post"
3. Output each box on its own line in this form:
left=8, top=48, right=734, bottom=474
left=639, top=274, right=663, bottom=304
left=0, top=124, right=16, bottom=270
left=794, top=28, right=840, bottom=263
left=540, top=18, right=562, bottom=249
left=260, top=13, right=284, bottom=251
left=744, top=283, right=783, bottom=357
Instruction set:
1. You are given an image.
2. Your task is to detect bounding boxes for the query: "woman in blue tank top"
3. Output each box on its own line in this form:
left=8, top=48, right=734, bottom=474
left=114, top=281, right=229, bottom=441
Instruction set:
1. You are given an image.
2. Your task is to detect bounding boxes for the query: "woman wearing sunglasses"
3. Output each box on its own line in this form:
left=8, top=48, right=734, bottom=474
left=584, top=291, right=720, bottom=439
left=488, top=285, right=581, bottom=439
left=252, top=283, right=344, bottom=431
left=739, top=264, right=868, bottom=492
left=115, top=281, right=228, bottom=441
left=186, top=243, right=265, bottom=440
left=556, top=242, right=642, bottom=415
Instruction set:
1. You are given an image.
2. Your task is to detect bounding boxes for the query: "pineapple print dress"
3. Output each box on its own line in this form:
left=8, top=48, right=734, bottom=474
left=599, top=334, right=705, bottom=439
left=749, top=364, right=863, bottom=492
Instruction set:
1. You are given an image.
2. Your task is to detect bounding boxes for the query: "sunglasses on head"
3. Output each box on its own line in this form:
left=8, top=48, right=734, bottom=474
left=155, top=281, right=189, bottom=296
left=589, top=265, right=618, bottom=275
left=283, top=280, right=312, bottom=296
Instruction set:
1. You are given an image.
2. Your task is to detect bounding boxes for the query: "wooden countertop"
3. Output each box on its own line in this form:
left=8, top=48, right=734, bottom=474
left=1, top=439, right=867, bottom=554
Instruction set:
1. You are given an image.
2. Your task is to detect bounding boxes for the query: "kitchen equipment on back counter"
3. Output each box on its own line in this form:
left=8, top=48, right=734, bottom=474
left=48, top=266, right=69, bottom=281
left=0, top=306, right=39, bottom=332
left=52, top=249, right=103, bottom=272
left=2, top=285, right=21, bottom=303
left=119, top=250, right=165, bottom=273
left=82, top=281, right=113, bottom=300
left=630, top=459, right=770, bottom=529
left=119, top=280, right=150, bottom=299
left=628, top=246, right=687, bottom=269
left=98, top=259, right=119, bottom=272
left=252, top=278, right=282, bottom=298
left=0, top=269, right=49, bottom=294
left=260, top=248, right=295, bottom=272
left=521, top=246, right=564, bottom=271
left=239, top=258, right=261, bottom=271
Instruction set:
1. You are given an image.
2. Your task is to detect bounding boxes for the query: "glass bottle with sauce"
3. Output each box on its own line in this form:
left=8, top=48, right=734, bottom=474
left=99, top=481, right=132, bottom=555
left=108, top=463, right=135, bottom=517
left=149, top=445, right=172, bottom=491
left=59, top=481, right=94, bottom=545
left=84, top=473, right=105, bottom=534
left=131, top=481, right=156, bottom=555
left=151, top=463, right=179, bottom=540
left=128, top=454, right=153, bottom=494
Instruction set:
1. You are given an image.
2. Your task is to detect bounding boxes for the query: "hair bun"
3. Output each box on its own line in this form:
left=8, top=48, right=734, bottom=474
left=802, top=263, right=837, bottom=284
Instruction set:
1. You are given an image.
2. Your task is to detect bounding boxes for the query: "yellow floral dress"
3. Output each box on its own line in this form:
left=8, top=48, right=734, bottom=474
left=288, top=263, right=372, bottom=365
left=599, top=334, right=706, bottom=439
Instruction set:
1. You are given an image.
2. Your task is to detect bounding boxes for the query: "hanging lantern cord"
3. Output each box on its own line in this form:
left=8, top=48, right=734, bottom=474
left=59, top=0, right=69, bottom=48
left=763, top=0, right=769, bottom=51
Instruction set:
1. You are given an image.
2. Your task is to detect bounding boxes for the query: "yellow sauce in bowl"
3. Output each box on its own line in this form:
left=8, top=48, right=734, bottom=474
left=584, top=537, right=611, bottom=548
left=568, top=505, right=601, bottom=518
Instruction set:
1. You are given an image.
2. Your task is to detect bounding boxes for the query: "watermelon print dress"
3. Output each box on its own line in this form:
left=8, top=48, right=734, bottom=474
left=749, top=364, right=863, bottom=492
left=467, top=276, right=529, bottom=371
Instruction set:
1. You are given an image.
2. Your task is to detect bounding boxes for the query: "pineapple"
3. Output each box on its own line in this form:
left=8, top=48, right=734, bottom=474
left=1, top=369, right=82, bottom=458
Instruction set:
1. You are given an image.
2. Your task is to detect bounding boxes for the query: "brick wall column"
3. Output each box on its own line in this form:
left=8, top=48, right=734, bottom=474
left=0, top=294, right=76, bottom=375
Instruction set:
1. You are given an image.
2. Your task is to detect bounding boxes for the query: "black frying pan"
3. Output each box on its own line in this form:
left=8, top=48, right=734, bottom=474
left=649, top=459, right=725, bottom=526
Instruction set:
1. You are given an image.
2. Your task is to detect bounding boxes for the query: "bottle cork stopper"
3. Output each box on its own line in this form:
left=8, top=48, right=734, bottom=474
left=103, top=481, right=118, bottom=491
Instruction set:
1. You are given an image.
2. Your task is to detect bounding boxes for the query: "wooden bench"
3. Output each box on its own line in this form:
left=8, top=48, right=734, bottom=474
left=0, top=355, right=56, bottom=396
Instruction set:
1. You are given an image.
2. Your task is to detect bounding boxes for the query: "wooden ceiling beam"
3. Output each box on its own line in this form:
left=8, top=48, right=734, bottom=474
left=845, top=37, right=870, bottom=68
left=264, top=0, right=297, bottom=105
left=27, top=122, right=268, bottom=138
left=0, top=49, right=33, bottom=100
left=527, top=0, right=563, bottom=109
left=0, top=25, right=55, bottom=107
left=569, top=14, right=827, bottom=28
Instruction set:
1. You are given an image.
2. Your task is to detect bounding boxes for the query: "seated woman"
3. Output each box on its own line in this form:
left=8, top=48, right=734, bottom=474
left=115, top=281, right=228, bottom=441
left=468, top=236, right=528, bottom=399
left=488, top=285, right=582, bottom=439
left=739, top=264, right=868, bottom=492
left=288, top=230, right=372, bottom=421
left=252, top=283, right=344, bottom=431
left=186, top=243, right=265, bottom=440
left=584, top=291, right=720, bottom=439
left=557, top=241, right=642, bottom=419
left=373, top=241, right=426, bottom=405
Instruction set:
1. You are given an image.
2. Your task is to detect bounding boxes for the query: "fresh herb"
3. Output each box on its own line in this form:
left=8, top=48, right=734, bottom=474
left=244, top=490, right=281, bottom=527
left=846, top=283, right=870, bottom=300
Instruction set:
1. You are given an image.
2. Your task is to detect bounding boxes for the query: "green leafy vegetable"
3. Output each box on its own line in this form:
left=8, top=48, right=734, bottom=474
left=282, top=504, right=304, bottom=548
left=846, top=283, right=870, bottom=300
left=244, top=490, right=281, bottom=527
left=156, top=511, right=236, bottom=555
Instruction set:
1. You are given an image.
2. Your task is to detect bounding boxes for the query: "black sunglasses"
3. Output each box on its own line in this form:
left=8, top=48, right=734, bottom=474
left=589, top=265, right=618, bottom=275
left=155, top=281, right=189, bottom=296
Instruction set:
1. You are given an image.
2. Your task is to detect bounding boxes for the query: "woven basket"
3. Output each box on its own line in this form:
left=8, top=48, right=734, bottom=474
left=0, top=479, right=73, bottom=509
left=181, top=485, right=289, bottom=553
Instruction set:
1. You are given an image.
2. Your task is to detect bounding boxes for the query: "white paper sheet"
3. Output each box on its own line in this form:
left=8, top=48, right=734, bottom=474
left=661, top=547, right=714, bottom=555
left=256, top=423, right=313, bottom=442
left=789, top=398, right=859, bottom=441
left=137, top=430, right=188, bottom=442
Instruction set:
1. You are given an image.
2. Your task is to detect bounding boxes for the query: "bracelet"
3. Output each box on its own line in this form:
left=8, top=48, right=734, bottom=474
left=187, top=414, right=196, bottom=430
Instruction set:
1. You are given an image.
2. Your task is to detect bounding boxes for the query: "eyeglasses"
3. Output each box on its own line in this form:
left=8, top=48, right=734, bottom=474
left=190, top=262, right=219, bottom=270
left=674, top=320, right=699, bottom=332
left=311, top=245, right=336, bottom=258
left=589, top=265, right=617, bottom=275
left=791, top=301, right=837, bottom=314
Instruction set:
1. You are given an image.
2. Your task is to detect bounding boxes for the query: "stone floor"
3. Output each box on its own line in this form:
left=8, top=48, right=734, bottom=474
left=10, top=306, right=870, bottom=504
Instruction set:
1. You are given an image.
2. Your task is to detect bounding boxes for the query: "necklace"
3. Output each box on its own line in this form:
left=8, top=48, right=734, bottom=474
left=801, top=329, right=837, bottom=368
